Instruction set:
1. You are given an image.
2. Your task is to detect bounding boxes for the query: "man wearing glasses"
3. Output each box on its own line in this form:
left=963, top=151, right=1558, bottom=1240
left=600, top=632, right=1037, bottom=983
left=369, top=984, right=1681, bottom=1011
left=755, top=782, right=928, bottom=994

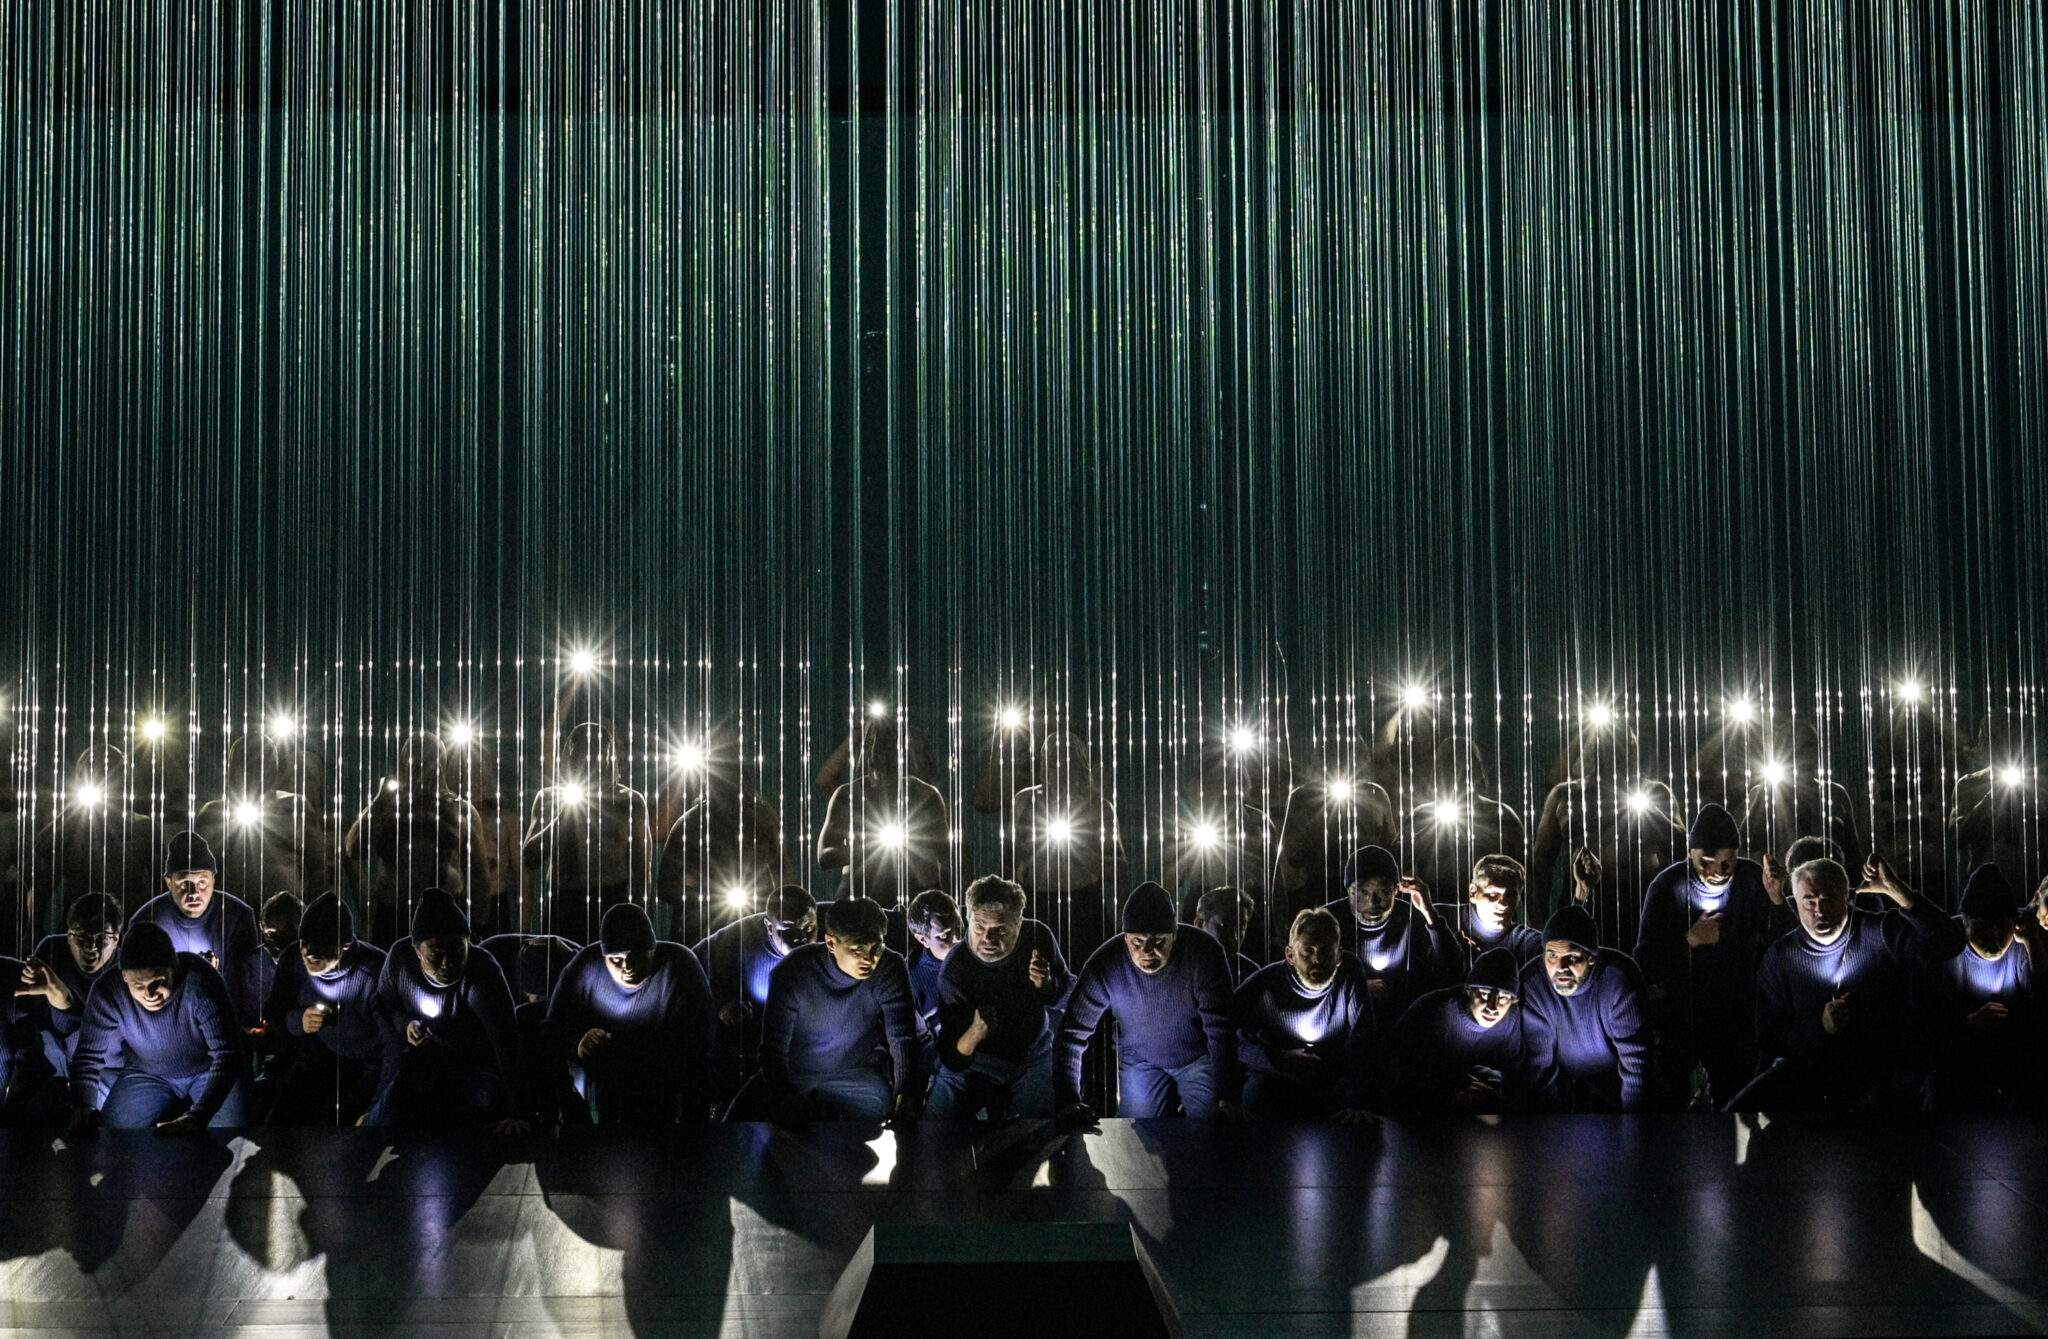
left=17, top=893, right=123, bottom=1074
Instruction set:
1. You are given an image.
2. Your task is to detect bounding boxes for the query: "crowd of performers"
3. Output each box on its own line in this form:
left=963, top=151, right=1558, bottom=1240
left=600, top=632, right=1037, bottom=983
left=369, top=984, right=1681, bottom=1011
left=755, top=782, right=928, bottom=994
left=0, top=701, right=2041, bottom=1134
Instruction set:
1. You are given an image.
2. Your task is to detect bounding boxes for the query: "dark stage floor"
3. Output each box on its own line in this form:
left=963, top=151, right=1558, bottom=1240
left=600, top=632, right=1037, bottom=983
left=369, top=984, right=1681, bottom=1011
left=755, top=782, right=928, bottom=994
left=1, top=1115, right=2045, bottom=1338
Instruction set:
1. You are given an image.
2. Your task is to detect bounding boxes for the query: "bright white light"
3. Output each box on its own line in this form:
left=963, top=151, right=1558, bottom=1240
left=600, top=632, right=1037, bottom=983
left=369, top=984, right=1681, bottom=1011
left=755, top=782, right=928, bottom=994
left=75, top=782, right=105, bottom=809
left=385, top=779, right=401, bottom=793
left=876, top=821, right=909, bottom=849
left=867, top=700, right=889, bottom=720
left=1045, top=817, right=1076, bottom=845
left=1626, top=790, right=1653, bottom=814
left=1761, top=761, right=1788, bottom=788
left=1327, top=778, right=1355, bottom=803
left=998, top=705, right=1026, bottom=732
left=1435, top=798, right=1463, bottom=827
left=1727, top=698, right=1756, bottom=724
left=568, top=648, right=599, bottom=676
left=1897, top=680, right=1925, bottom=704
left=139, top=717, right=167, bottom=741
left=561, top=782, right=588, bottom=807
left=268, top=713, right=299, bottom=739
left=723, top=886, right=751, bottom=910
left=1189, top=822, right=1222, bottom=851
left=1585, top=703, right=1615, bottom=730
left=445, top=721, right=476, bottom=748
left=1999, top=765, right=2028, bottom=789
left=1400, top=683, right=1430, bottom=709
left=234, top=801, right=265, bottom=828
left=1229, top=726, right=1260, bottom=755
left=672, top=742, right=708, bottom=772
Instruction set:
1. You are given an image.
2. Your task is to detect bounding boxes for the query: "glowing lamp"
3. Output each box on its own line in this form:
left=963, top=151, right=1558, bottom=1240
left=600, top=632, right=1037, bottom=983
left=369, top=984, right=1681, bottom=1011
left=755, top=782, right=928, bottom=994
left=1045, top=817, right=1076, bottom=845
left=140, top=716, right=167, bottom=742
left=1626, top=790, right=1653, bottom=814
left=1327, top=778, right=1355, bottom=803
left=385, top=779, right=401, bottom=793
left=1896, top=680, right=1925, bottom=704
left=1293, top=1016, right=1328, bottom=1044
left=1229, top=726, right=1260, bottom=755
left=1400, top=683, right=1429, bottom=709
left=1585, top=703, right=1614, bottom=730
left=560, top=782, right=588, bottom=807
left=1999, top=766, right=2028, bottom=789
left=1366, top=950, right=1393, bottom=972
left=446, top=721, right=476, bottom=748
left=867, top=700, right=889, bottom=720
left=269, top=713, right=299, bottom=739
left=233, top=801, right=264, bottom=828
left=75, top=782, right=105, bottom=809
left=673, top=742, right=708, bottom=773
left=723, top=886, right=751, bottom=911
left=1435, top=798, right=1463, bottom=827
left=413, top=988, right=447, bottom=1021
left=1727, top=698, right=1756, bottom=724
left=875, top=821, right=909, bottom=849
left=998, top=705, right=1026, bottom=732
left=1761, top=761, right=1788, bottom=788
left=1189, top=822, right=1222, bottom=851
left=568, top=648, right=599, bottom=676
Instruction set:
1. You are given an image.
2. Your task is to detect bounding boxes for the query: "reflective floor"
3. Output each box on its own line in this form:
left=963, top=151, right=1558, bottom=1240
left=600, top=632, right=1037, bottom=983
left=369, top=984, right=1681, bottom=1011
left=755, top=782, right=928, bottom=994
left=1, top=1115, right=2045, bottom=1338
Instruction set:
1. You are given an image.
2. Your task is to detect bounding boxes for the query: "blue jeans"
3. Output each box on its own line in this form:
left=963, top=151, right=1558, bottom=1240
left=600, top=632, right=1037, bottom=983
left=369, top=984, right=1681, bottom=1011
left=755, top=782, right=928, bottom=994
left=725, top=1068, right=894, bottom=1122
left=1118, top=1056, right=1217, bottom=1118
left=101, top=1071, right=248, bottom=1129
left=927, top=1039, right=1055, bottom=1120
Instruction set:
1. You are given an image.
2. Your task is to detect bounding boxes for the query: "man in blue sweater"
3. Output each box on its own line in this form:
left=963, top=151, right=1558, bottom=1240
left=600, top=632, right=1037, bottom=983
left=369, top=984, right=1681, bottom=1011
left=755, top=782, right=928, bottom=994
left=260, top=893, right=398, bottom=1126
left=1517, top=905, right=1651, bottom=1111
left=905, top=889, right=963, bottom=1030
left=1634, top=804, right=1787, bottom=1108
left=1436, top=855, right=1547, bottom=971
left=694, top=884, right=817, bottom=1104
left=68, top=921, right=247, bottom=1133
left=547, top=903, right=713, bottom=1126
left=1234, top=907, right=1382, bottom=1124
left=930, top=875, right=1073, bottom=1120
left=376, top=888, right=530, bottom=1134
left=1, top=947, right=59, bottom=1125
left=1325, top=846, right=1450, bottom=1021
left=1389, top=948, right=1529, bottom=1115
left=16, top=892, right=123, bottom=1076
left=729, top=897, right=917, bottom=1123
left=1743, top=855, right=1965, bottom=1113
left=129, top=832, right=265, bottom=1024
left=1055, top=883, right=1241, bottom=1123
left=1926, top=866, right=2044, bottom=1112
left=1193, top=885, right=1264, bottom=986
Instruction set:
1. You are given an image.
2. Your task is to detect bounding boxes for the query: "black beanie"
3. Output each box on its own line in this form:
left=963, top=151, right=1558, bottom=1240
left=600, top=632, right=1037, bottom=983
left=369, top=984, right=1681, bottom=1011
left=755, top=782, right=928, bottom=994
left=299, top=892, right=355, bottom=951
left=1541, top=904, right=1601, bottom=955
left=1467, top=948, right=1518, bottom=993
left=409, top=888, right=470, bottom=943
left=599, top=902, right=657, bottom=955
left=1342, top=845, right=1401, bottom=889
left=1958, top=865, right=2019, bottom=918
left=1120, top=882, right=1178, bottom=936
left=119, top=921, right=178, bottom=972
left=1686, top=804, right=1741, bottom=853
left=162, top=830, right=220, bottom=878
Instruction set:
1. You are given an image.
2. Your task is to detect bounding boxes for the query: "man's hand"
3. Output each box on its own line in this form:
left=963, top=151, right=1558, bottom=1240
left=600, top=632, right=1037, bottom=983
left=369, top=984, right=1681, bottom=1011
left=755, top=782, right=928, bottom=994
left=302, top=1005, right=331, bottom=1034
left=405, top=1019, right=430, bottom=1047
left=718, top=1000, right=750, bottom=1029
left=70, top=1106, right=100, bottom=1137
left=1215, top=1098, right=1250, bottom=1124
left=1056, top=1102, right=1098, bottom=1130
left=1366, top=978, right=1390, bottom=1006
left=1400, top=877, right=1435, bottom=925
left=490, top=1118, right=534, bottom=1137
left=154, top=1111, right=207, bottom=1137
left=1274, top=1047, right=1326, bottom=1081
left=1762, top=852, right=1788, bottom=905
left=18, top=956, right=76, bottom=1012
left=576, top=1027, right=613, bottom=1062
left=956, top=1008, right=994, bottom=1057
left=1861, top=854, right=1910, bottom=904
left=1451, top=1080, right=1501, bottom=1113
left=1822, top=993, right=1851, bottom=1035
left=1572, top=848, right=1603, bottom=896
left=204, top=951, right=221, bottom=970
left=1687, top=913, right=1725, bottom=948
left=1028, top=950, right=1052, bottom=991
left=1333, top=1108, right=1384, bottom=1128
left=1966, top=1001, right=2010, bottom=1031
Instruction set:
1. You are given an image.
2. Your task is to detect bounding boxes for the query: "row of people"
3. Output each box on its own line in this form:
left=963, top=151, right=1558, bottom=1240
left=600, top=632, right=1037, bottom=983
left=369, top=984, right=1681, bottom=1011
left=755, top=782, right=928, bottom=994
left=5, top=803, right=2038, bottom=1129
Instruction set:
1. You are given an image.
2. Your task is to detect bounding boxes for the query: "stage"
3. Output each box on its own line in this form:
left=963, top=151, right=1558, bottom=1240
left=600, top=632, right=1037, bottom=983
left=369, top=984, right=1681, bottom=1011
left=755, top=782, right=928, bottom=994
left=1, top=1116, right=2044, bottom=1338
